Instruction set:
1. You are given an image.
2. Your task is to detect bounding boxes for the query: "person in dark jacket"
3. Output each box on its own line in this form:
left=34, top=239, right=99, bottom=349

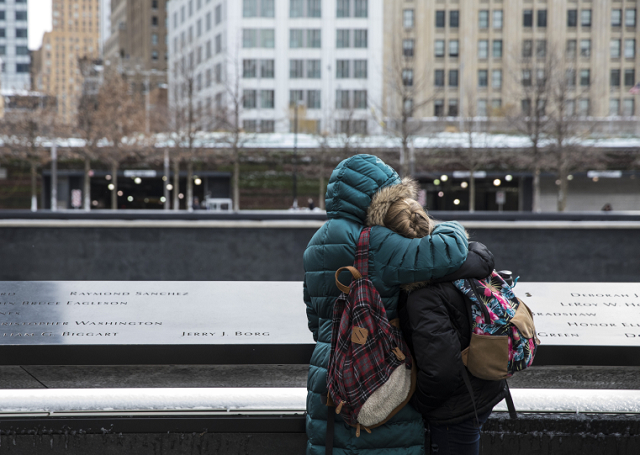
left=384, top=198, right=508, bottom=455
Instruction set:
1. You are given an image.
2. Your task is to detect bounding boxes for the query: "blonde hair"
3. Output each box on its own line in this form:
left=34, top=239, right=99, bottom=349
left=383, top=198, right=434, bottom=239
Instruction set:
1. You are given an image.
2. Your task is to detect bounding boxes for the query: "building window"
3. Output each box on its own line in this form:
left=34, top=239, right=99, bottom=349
left=242, top=30, right=255, bottom=48
left=434, top=99, right=444, bottom=116
left=479, top=10, right=489, bottom=29
left=580, top=39, right=591, bottom=57
left=578, top=99, right=590, bottom=116
left=290, top=0, right=303, bottom=17
left=307, top=29, right=321, bottom=48
left=449, top=69, right=459, bottom=87
left=243, top=90, right=257, bottom=108
left=581, top=10, right=592, bottom=27
left=337, top=0, right=349, bottom=17
left=16, top=28, right=27, bottom=38
left=625, top=69, right=635, bottom=86
left=449, top=40, right=459, bottom=57
left=611, top=69, right=621, bottom=87
left=404, top=9, right=414, bottom=28
left=261, top=59, right=275, bottom=78
left=493, top=40, right=502, bottom=58
left=262, top=0, right=275, bottom=17
left=568, top=9, right=577, bottom=27
left=450, top=10, right=459, bottom=27
left=580, top=69, right=590, bottom=86
left=243, top=120, right=257, bottom=133
left=215, top=63, right=222, bottom=83
left=448, top=99, right=458, bottom=116
left=522, top=40, right=533, bottom=58
left=206, top=69, right=212, bottom=87
left=260, top=29, right=275, bottom=48
left=435, top=40, right=445, bottom=57
left=478, top=70, right=488, bottom=87
left=260, top=90, right=275, bottom=108
left=477, top=99, right=487, bottom=116
left=435, top=70, right=445, bottom=87
left=336, top=90, right=350, bottom=109
left=355, top=0, right=368, bottom=18
left=17, top=63, right=29, bottom=73
left=492, top=99, right=502, bottom=112
left=261, top=120, right=275, bottom=133
left=611, top=39, right=621, bottom=58
left=308, top=0, right=322, bottom=17
left=354, top=60, right=367, bottom=78
left=623, top=99, right=635, bottom=116
left=290, top=59, right=304, bottom=78
left=243, top=0, right=257, bottom=17
left=290, top=90, right=304, bottom=105
left=15, top=10, right=27, bottom=21
left=521, top=99, right=531, bottom=115
left=435, top=10, right=445, bottom=28
left=16, top=45, right=28, bottom=56
left=307, top=59, right=321, bottom=78
left=307, top=90, right=321, bottom=109
left=354, top=30, right=367, bottom=48
left=523, top=10, right=532, bottom=27
left=625, top=39, right=636, bottom=58
left=566, top=39, right=577, bottom=58
left=626, top=9, right=637, bottom=27
left=492, top=69, right=502, bottom=89
left=354, top=90, right=367, bottom=109
left=290, top=29, right=303, bottom=48
left=403, top=98, right=413, bottom=116
left=215, top=5, right=222, bottom=24
left=536, top=40, right=547, bottom=58
left=403, top=39, right=414, bottom=57
left=403, top=69, right=414, bottom=86
left=566, top=69, right=576, bottom=87
left=478, top=40, right=488, bottom=59
left=152, top=16, right=158, bottom=26
left=493, top=10, right=503, bottom=29
left=152, top=33, right=159, bottom=46
left=612, top=9, right=622, bottom=27
left=537, top=10, right=547, bottom=27
left=522, top=70, right=532, bottom=86
left=336, top=59, right=350, bottom=78
left=336, top=29, right=350, bottom=48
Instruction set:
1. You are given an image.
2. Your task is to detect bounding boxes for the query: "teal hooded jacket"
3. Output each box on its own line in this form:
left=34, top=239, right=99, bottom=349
left=303, top=155, right=469, bottom=455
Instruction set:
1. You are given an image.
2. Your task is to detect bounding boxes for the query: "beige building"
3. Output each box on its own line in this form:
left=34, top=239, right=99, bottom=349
left=32, top=0, right=101, bottom=125
left=103, top=0, right=168, bottom=97
left=383, top=0, right=640, bottom=122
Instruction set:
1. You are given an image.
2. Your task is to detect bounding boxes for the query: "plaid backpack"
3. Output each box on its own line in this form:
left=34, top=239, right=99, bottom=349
left=454, top=271, right=540, bottom=381
left=326, top=227, right=415, bottom=437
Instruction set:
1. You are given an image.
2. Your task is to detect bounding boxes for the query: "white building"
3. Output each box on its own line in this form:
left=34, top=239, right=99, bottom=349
left=167, top=0, right=382, bottom=134
left=1, top=0, right=30, bottom=91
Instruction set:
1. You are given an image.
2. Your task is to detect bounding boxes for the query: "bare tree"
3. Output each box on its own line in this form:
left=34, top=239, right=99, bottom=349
left=0, top=94, right=59, bottom=210
left=381, top=16, right=438, bottom=178
left=95, top=71, right=147, bottom=210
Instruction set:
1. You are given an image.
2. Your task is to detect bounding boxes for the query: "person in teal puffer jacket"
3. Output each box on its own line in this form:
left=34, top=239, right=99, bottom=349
left=303, top=155, right=470, bottom=455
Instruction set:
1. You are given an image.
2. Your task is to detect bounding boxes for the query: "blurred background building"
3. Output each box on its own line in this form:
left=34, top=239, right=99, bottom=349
left=166, top=0, right=383, bottom=135
left=31, top=0, right=101, bottom=124
left=1, top=0, right=30, bottom=91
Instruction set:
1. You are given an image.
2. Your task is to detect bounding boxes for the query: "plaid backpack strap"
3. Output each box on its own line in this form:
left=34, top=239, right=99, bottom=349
left=353, top=227, right=371, bottom=277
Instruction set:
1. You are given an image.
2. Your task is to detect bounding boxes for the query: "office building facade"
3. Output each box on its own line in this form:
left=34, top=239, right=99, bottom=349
left=167, top=0, right=383, bottom=134
left=0, top=0, right=30, bottom=91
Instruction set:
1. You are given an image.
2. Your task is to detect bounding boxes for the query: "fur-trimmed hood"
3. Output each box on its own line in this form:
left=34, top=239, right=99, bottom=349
left=366, top=177, right=420, bottom=227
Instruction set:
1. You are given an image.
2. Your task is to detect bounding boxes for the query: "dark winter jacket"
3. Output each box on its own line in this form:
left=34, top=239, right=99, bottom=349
left=399, top=242, right=508, bottom=425
left=303, top=154, right=470, bottom=455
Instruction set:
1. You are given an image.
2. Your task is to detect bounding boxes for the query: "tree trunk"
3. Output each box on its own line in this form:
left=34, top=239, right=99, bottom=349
left=233, top=148, right=240, bottom=211
left=111, top=162, right=118, bottom=210
left=83, top=158, right=91, bottom=211
left=30, top=161, right=37, bottom=212
left=532, top=165, right=541, bottom=213
left=469, top=174, right=476, bottom=213
left=187, top=160, right=194, bottom=212
left=557, top=153, right=569, bottom=212
left=173, top=158, right=180, bottom=210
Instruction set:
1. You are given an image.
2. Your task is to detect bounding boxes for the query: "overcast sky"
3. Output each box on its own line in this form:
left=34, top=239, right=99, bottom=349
left=29, top=0, right=53, bottom=50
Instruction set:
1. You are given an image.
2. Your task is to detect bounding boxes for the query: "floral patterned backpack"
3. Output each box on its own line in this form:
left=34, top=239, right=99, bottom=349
left=454, top=271, right=540, bottom=381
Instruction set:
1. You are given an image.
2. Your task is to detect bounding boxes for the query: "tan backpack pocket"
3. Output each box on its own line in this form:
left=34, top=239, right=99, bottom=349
left=462, top=333, right=509, bottom=381
left=511, top=301, right=537, bottom=340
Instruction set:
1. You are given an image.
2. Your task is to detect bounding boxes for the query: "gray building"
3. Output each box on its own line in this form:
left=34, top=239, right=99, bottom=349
left=1, top=0, right=30, bottom=90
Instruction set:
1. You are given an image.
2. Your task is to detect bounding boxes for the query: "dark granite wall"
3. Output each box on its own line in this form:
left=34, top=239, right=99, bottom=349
left=0, top=225, right=638, bottom=282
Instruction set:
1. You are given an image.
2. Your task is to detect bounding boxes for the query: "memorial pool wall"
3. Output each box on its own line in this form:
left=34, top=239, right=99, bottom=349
left=1, top=216, right=639, bottom=282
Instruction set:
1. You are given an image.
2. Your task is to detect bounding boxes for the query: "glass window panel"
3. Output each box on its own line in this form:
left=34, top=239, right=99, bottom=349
left=478, top=40, right=488, bottom=59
